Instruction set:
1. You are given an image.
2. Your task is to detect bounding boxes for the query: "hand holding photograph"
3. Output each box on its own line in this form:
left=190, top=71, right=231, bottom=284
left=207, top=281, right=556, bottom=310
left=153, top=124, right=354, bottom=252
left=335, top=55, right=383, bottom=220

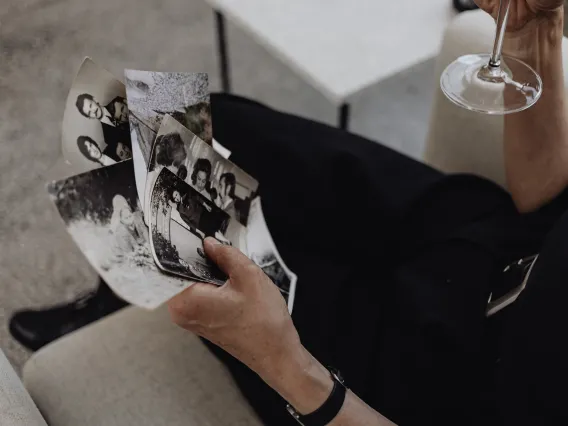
left=47, top=160, right=192, bottom=309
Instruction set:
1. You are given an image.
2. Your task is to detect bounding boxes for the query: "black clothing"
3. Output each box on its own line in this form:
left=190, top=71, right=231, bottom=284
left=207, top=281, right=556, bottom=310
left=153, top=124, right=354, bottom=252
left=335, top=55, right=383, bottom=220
left=204, top=93, right=568, bottom=426
left=105, top=96, right=128, bottom=128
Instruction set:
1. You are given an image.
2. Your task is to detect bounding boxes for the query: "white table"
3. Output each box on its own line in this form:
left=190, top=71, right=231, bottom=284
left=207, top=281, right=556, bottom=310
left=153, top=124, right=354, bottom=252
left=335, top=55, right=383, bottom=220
left=208, top=0, right=457, bottom=129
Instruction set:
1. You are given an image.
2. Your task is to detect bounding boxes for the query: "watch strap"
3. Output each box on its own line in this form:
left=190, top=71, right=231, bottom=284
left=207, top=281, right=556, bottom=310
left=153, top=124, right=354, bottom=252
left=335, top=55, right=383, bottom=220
left=287, top=367, right=347, bottom=426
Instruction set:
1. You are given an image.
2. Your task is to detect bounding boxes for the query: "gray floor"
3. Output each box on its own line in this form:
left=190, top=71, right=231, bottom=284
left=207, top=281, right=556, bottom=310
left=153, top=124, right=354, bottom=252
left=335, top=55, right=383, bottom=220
left=0, top=0, right=436, bottom=371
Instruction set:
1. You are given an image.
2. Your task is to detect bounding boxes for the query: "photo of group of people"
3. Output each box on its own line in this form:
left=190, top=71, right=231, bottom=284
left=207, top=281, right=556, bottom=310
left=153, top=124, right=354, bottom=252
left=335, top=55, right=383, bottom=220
left=150, top=168, right=230, bottom=286
left=124, top=70, right=212, bottom=206
left=143, top=115, right=258, bottom=232
left=62, top=58, right=132, bottom=173
left=48, top=161, right=191, bottom=309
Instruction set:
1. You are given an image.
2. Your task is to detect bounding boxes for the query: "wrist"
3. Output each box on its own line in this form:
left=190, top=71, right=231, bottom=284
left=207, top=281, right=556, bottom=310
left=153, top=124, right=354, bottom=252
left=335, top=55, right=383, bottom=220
left=259, top=345, right=334, bottom=415
left=503, top=10, right=564, bottom=70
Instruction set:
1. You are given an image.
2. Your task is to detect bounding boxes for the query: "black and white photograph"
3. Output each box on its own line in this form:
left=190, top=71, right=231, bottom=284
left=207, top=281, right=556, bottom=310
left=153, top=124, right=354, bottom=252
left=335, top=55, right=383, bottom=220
left=124, top=70, right=211, bottom=213
left=143, top=115, right=257, bottom=236
left=149, top=167, right=233, bottom=286
left=246, top=197, right=297, bottom=313
left=62, top=58, right=132, bottom=173
left=47, top=160, right=192, bottom=309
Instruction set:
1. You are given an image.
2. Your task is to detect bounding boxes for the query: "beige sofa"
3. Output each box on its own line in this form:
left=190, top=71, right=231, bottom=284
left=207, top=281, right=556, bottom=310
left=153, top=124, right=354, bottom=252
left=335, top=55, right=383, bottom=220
left=3, top=10, right=568, bottom=426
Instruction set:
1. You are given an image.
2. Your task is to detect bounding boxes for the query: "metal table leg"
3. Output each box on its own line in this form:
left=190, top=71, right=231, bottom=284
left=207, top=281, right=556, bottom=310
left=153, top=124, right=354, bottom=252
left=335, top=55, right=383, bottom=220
left=338, top=103, right=350, bottom=131
left=215, top=10, right=231, bottom=93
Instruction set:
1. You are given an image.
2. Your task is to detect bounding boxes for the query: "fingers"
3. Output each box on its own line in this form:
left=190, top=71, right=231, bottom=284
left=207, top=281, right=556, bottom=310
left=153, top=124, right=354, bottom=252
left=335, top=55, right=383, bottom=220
left=203, top=237, right=258, bottom=283
left=168, top=282, right=223, bottom=327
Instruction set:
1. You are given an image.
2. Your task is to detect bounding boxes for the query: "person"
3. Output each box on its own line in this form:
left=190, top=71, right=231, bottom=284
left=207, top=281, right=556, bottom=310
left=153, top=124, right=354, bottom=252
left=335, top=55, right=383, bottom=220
left=10, top=1, right=568, bottom=423
left=108, top=195, right=147, bottom=256
left=152, top=132, right=187, bottom=170
left=171, top=101, right=213, bottom=144
left=104, top=140, right=132, bottom=162
left=217, top=173, right=237, bottom=214
left=177, top=164, right=188, bottom=181
left=190, top=158, right=213, bottom=200
left=76, top=136, right=116, bottom=166
left=75, top=93, right=129, bottom=128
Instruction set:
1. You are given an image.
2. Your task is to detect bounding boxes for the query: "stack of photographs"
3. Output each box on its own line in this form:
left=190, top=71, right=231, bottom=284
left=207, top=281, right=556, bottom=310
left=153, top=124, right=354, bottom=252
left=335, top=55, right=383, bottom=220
left=50, top=58, right=297, bottom=312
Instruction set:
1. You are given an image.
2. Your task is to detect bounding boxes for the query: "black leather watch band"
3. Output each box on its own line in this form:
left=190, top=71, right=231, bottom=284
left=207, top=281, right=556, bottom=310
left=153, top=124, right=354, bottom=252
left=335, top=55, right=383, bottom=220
left=286, top=367, right=347, bottom=426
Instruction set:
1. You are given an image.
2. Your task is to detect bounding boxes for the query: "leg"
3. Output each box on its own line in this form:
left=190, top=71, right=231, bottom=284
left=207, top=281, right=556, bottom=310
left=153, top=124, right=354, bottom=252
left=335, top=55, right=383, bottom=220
left=215, top=11, right=231, bottom=93
left=208, top=93, right=447, bottom=424
left=338, top=102, right=350, bottom=130
left=9, top=278, right=128, bottom=351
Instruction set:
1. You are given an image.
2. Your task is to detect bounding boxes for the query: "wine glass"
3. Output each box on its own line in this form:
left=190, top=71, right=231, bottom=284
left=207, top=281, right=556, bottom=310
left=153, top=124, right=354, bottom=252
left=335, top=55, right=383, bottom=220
left=440, top=0, right=542, bottom=115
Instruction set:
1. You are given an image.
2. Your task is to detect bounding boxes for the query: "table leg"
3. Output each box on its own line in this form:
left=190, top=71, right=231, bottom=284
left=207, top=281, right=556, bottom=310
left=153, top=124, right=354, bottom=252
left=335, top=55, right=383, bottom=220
left=215, top=10, right=231, bottom=93
left=338, top=103, right=350, bottom=130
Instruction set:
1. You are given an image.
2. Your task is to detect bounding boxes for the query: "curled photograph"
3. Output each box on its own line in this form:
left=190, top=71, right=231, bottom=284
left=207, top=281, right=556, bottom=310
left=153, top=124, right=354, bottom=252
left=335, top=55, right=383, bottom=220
left=246, top=197, right=297, bottom=312
left=124, top=70, right=211, bottom=215
left=62, top=58, right=132, bottom=173
left=47, top=161, right=191, bottom=309
left=149, top=167, right=231, bottom=286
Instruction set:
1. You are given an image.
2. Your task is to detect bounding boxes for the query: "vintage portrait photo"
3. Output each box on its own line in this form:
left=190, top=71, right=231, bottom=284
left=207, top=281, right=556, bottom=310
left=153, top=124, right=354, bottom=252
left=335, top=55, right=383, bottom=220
left=149, top=168, right=232, bottom=286
left=246, top=198, right=297, bottom=313
left=47, top=160, right=192, bottom=309
left=62, top=58, right=132, bottom=173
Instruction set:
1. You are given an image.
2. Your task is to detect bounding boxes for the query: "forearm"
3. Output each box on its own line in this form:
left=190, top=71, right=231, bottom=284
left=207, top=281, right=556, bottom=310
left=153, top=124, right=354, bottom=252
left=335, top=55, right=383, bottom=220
left=258, top=346, right=396, bottom=425
left=503, top=10, right=568, bottom=212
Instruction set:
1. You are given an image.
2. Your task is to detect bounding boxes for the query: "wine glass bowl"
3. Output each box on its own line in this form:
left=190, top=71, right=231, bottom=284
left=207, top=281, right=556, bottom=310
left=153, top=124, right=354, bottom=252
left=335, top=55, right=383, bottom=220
left=440, top=0, right=543, bottom=115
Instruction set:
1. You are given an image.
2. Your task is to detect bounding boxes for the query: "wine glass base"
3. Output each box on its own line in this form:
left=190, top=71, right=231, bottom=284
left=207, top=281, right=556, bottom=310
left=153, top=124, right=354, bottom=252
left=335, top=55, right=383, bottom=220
left=440, top=53, right=542, bottom=115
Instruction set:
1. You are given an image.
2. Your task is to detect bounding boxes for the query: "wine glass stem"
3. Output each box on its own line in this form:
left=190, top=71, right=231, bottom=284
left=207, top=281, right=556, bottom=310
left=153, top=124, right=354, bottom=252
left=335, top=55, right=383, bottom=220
left=489, top=0, right=511, bottom=68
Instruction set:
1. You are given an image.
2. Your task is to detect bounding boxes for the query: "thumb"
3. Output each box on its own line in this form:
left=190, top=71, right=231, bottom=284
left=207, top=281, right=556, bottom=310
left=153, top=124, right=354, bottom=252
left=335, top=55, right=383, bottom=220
left=203, top=237, right=256, bottom=282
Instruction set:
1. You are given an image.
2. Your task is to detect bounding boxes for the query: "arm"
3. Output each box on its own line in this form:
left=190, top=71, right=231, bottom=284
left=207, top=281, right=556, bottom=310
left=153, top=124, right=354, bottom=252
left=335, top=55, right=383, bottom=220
left=168, top=239, right=397, bottom=426
left=481, top=1, right=568, bottom=211
left=262, top=346, right=396, bottom=426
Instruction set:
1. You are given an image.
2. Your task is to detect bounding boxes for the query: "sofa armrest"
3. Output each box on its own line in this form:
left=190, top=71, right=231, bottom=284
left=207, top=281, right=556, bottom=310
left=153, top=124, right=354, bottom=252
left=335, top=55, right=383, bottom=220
left=0, top=349, right=47, bottom=426
left=23, top=306, right=262, bottom=426
left=424, top=10, right=568, bottom=187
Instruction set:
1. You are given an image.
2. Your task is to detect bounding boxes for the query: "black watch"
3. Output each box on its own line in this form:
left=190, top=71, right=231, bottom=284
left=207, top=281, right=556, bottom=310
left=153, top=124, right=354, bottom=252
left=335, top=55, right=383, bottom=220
left=286, top=367, right=347, bottom=426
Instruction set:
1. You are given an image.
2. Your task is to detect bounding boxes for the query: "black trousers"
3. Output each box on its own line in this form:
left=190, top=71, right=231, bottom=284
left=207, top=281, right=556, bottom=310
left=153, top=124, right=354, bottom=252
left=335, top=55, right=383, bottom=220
left=205, top=94, right=561, bottom=425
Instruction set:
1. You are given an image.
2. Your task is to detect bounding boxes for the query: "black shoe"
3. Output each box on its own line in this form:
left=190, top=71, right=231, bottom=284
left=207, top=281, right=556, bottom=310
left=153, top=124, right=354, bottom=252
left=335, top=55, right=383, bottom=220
left=9, top=281, right=129, bottom=352
left=453, top=0, right=479, bottom=12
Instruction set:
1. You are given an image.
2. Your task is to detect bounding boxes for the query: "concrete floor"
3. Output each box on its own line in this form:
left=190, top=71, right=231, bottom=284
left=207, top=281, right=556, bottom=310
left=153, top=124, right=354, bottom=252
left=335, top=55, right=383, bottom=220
left=0, top=0, right=437, bottom=371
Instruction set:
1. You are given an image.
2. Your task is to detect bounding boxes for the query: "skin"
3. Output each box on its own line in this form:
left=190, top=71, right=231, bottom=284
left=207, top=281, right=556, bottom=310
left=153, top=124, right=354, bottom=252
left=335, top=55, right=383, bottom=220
left=115, top=142, right=132, bottom=161
left=82, top=98, right=103, bottom=120
left=85, top=141, right=102, bottom=161
left=195, top=171, right=208, bottom=192
left=120, top=208, right=134, bottom=227
left=169, top=2, right=566, bottom=424
left=113, top=101, right=129, bottom=123
left=172, top=191, right=182, bottom=204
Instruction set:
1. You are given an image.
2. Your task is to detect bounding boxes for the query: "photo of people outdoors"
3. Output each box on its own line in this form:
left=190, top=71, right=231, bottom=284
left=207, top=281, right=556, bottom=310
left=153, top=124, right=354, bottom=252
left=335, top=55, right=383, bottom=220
left=47, top=160, right=190, bottom=309
left=62, top=58, right=132, bottom=173
left=149, top=167, right=230, bottom=286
